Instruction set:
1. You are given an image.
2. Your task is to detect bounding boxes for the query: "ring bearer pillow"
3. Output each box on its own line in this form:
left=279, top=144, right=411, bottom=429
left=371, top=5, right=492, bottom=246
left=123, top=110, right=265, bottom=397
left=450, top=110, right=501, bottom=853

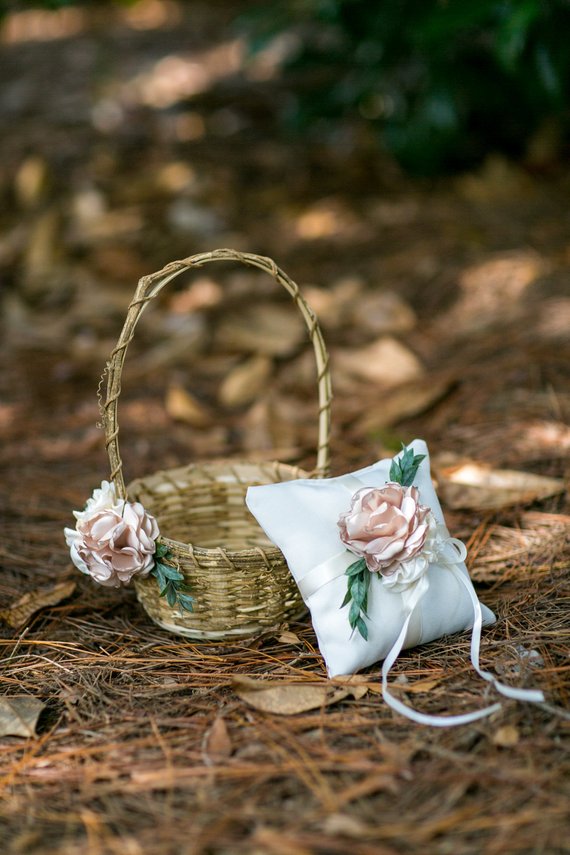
left=246, top=440, right=544, bottom=726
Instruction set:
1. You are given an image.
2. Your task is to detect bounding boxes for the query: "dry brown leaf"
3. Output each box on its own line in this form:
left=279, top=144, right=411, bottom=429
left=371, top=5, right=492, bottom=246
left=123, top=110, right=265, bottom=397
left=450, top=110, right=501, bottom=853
left=320, top=813, right=369, bottom=838
left=435, top=460, right=565, bottom=510
left=357, top=376, right=452, bottom=431
left=216, top=304, right=304, bottom=357
left=15, top=154, right=49, bottom=209
left=239, top=396, right=300, bottom=459
left=165, top=384, right=211, bottom=427
left=401, top=677, right=441, bottom=694
left=334, top=336, right=424, bottom=387
left=0, top=580, right=76, bottom=629
left=23, top=209, right=60, bottom=292
left=204, top=716, right=233, bottom=760
left=492, top=725, right=520, bottom=747
left=350, top=290, right=417, bottom=336
left=0, top=696, right=44, bottom=738
left=218, top=356, right=272, bottom=408
left=303, top=276, right=363, bottom=329
left=277, top=631, right=302, bottom=644
left=330, top=674, right=372, bottom=699
left=167, top=276, right=222, bottom=313
left=233, top=677, right=350, bottom=715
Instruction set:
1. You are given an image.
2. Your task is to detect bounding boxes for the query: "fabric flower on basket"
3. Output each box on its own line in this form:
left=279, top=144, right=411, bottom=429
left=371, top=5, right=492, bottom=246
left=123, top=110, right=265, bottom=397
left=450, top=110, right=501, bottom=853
left=246, top=440, right=545, bottom=726
left=65, top=481, right=193, bottom=611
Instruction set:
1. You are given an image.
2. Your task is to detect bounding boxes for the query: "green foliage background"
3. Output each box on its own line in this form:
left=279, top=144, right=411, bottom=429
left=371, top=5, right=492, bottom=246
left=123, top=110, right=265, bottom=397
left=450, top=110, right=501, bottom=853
left=239, top=0, right=570, bottom=174
left=2, top=0, right=569, bottom=174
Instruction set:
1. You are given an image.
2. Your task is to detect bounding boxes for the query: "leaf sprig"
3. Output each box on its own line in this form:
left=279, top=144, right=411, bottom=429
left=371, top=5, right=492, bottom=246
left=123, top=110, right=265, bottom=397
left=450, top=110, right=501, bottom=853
left=340, top=444, right=426, bottom=640
left=389, top=444, right=426, bottom=487
left=341, top=557, right=370, bottom=641
left=151, top=543, right=194, bottom=612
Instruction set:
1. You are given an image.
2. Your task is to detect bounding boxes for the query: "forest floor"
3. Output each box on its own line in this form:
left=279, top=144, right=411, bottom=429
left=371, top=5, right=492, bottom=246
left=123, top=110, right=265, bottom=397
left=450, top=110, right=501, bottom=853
left=0, top=3, right=569, bottom=854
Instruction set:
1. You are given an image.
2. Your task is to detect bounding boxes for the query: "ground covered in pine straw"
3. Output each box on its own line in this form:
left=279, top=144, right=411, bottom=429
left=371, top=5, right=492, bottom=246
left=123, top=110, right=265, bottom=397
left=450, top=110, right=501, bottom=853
left=1, top=3, right=569, bottom=853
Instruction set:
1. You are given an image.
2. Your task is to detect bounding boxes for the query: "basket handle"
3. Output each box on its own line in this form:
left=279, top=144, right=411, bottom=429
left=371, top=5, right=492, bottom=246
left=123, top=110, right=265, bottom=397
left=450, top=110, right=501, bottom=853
left=102, top=248, right=332, bottom=498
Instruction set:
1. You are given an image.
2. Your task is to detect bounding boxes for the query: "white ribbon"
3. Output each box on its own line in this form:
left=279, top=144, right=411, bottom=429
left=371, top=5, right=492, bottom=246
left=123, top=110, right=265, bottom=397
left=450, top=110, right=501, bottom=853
left=299, top=534, right=545, bottom=726
left=297, top=551, right=350, bottom=601
left=381, top=538, right=545, bottom=726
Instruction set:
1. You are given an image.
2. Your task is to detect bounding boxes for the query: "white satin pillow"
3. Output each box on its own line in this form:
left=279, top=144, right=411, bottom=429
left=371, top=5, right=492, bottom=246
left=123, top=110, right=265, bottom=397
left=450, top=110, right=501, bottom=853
left=246, top=439, right=496, bottom=678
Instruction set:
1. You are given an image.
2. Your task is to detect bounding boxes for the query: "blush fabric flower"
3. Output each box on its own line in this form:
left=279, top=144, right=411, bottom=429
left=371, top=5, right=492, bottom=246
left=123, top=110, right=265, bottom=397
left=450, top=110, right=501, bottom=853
left=338, top=483, right=435, bottom=586
left=72, top=480, right=119, bottom=523
left=65, top=483, right=159, bottom=588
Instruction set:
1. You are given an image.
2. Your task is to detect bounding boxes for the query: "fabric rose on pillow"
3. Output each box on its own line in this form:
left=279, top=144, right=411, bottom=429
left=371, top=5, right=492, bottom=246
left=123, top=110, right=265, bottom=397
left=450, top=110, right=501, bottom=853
left=338, top=483, right=437, bottom=589
left=65, top=482, right=159, bottom=588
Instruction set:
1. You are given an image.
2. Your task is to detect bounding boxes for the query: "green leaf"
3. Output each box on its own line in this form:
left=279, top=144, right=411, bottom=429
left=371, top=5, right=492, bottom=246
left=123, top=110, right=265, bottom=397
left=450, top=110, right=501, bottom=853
left=346, top=557, right=367, bottom=576
left=166, top=584, right=177, bottom=608
left=177, top=594, right=194, bottom=612
left=341, top=556, right=372, bottom=639
left=152, top=565, right=167, bottom=593
left=355, top=615, right=368, bottom=641
left=348, top=598, right=361, bottom=629
left=390, top=444, right=426, bottom=487
left=155, top=543, right=169, bottom=559
left=152, top=560, right=194, bottom=612
left=353, top=570, right=369, bottom=607
left=155, top=562, right=184, bottom=582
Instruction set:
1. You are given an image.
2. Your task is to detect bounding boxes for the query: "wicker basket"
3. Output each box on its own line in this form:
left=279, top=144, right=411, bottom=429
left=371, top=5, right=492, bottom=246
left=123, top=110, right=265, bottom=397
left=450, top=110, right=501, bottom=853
left=102, top=248, right=332, bottom=638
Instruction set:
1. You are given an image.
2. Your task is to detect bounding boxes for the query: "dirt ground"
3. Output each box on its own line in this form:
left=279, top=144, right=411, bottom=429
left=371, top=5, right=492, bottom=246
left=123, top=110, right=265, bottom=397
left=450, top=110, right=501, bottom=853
left=0, top=3, right=569, bottom=854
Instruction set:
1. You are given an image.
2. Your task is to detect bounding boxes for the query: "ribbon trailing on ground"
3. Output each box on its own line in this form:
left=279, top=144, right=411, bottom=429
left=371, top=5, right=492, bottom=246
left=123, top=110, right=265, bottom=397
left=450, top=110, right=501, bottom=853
left=297, top=504, right=545, bottom=727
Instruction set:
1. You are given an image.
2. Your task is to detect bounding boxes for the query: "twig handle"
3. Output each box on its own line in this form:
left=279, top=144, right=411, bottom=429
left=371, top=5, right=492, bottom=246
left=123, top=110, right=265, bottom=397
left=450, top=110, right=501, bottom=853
left=103, top=248, right=332, bottom=498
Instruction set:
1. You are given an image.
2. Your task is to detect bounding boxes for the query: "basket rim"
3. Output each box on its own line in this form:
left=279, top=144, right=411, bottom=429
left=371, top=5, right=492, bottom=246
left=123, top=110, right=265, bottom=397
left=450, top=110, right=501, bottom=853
left=127, top=456, right=311, bottom=562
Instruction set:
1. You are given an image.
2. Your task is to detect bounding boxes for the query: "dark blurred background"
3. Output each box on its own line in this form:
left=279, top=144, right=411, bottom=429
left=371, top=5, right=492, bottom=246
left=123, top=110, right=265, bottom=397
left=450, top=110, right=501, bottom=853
left=1, top=0, right=569, bottom=477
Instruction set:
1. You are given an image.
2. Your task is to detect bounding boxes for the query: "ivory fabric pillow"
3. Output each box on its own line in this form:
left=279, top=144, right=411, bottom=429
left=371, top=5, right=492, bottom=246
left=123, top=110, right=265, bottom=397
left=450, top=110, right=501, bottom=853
left=246, top=440, right=496, bottom=679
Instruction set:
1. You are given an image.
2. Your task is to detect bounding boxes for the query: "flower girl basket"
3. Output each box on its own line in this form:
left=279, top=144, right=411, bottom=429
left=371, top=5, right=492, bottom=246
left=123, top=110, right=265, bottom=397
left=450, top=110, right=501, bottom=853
left=100, top=248, right=332, bottom=639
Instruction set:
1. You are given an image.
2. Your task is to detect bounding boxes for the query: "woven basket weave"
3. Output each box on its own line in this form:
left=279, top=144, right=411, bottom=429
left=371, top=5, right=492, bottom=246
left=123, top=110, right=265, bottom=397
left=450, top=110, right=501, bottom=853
left=102, top=248, right=332, bottom=638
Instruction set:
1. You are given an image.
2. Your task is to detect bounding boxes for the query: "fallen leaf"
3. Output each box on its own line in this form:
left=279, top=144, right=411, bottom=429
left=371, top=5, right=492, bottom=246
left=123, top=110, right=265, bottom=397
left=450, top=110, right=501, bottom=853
left=320, top=813, right=369, bottom=838
left=350, top=290, right=416, bottom=336
left=0, top=580, right=76, bottom=629
left=233, top=677, right=350, bottom=715
left=204, top=716, right=233, bottom=760
left=435, top=461, right=565, bottom=510
left=239, top=396, right=300, bottom=458
left=330, top=674, right=371, bottom=699
left=22, top=209, right=60, bottom=292
left=15, top=154, right=49, bottom=209
left=492, top=725, right=520, bottom=747
left=277, top=631, right=302, bottom=644
left=167, top=276, right=222, bottom=313
left=165, top=384, right=212, bottom=427
left=400, top=677, right=441, bottom=694
left=334, top=336, right=424, bottom=387
left=357, top=376, right=452, bottom=431
left=218, top=355, right=272, bottom=407
left=303, top=276, right=363, bottom=329
left=0, top=696, right=45, bottom=738
left=216, top=304, right=304, bottom=356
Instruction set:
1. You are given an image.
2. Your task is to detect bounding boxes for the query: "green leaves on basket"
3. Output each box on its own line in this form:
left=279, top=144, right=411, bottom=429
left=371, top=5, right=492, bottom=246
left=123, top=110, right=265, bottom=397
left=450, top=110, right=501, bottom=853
left=152, top=543, right=194, bottom=612
left=341, top=558, right=370, bottom=641
left=389, top=444, right=426, bottom=488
